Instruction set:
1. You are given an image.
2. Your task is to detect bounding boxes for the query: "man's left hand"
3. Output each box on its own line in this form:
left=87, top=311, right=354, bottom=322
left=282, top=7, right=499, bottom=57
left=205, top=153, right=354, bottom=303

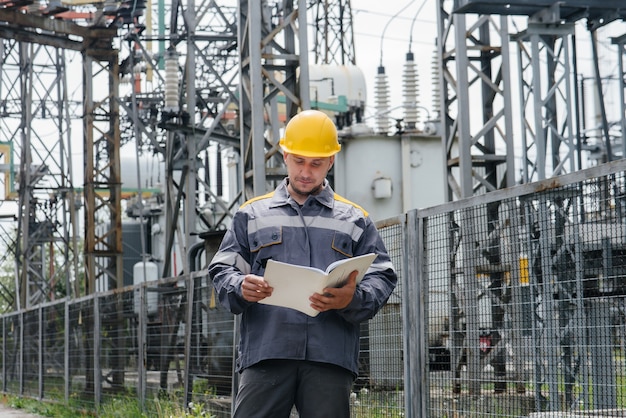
left=309, top=270, right=358, bottom=313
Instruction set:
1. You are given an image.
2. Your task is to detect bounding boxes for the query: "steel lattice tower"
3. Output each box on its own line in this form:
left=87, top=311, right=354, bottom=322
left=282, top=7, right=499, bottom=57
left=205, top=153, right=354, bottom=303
left=0, top=0, right=356, bottom=308
left=311, top=0, right=356, bottom=65
left=437, top=0, right=626, bottom=406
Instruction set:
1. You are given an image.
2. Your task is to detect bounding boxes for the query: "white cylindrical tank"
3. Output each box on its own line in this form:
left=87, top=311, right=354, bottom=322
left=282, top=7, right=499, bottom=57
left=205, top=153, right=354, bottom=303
left=120, top=150, right=165, bottom=194
left=334, top=133, right=445, bottom=222
left=308, top=64, right=367, bottom=109
left=133, top=260, right=159, bottom=315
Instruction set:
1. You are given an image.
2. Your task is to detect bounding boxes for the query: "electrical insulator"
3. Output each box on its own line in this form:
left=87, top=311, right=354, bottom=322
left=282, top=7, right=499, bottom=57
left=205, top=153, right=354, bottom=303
left=431, top=46, right=441, bottom=118
left=402, top=52, right=419, bottom=130
left=374, top=65, right=390, bottom=135
left=163, top=48, right=179, bottom=113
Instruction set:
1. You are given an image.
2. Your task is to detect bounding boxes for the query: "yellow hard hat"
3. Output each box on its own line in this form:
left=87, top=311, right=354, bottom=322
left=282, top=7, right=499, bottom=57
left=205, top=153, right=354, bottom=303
left=279, top=110, right=341, bottom=157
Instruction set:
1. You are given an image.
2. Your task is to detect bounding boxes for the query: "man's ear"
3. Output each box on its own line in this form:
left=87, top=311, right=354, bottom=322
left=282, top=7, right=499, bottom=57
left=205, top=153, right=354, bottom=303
left=328, top=155, right=335, bottom=171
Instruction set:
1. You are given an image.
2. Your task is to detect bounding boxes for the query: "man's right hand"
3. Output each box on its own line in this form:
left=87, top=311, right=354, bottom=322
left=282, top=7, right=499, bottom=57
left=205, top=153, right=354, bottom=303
left=241, top=274, right=273, bottom=302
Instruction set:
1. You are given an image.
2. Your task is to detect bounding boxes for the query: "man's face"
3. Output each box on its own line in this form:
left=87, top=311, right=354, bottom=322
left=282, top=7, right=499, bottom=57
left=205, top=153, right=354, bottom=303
left=284, top=152, right=334, bottom=201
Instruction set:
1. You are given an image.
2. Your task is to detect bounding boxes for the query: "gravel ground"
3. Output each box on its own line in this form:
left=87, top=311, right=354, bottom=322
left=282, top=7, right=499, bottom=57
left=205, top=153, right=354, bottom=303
left=0, top=404, right=41, bottom=417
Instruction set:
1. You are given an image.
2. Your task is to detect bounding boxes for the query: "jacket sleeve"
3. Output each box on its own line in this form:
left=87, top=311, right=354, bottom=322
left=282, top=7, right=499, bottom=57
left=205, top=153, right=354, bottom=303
left=337, top=217, right=398, bottom=324
left=208, top=211, right=254, bottom=314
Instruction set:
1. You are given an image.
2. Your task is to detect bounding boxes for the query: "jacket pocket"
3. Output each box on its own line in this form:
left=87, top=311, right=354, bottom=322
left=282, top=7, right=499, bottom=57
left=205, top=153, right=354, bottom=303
left=331, top=231, right=354, bottom=258
left=250, top=226, right=282, bottom=252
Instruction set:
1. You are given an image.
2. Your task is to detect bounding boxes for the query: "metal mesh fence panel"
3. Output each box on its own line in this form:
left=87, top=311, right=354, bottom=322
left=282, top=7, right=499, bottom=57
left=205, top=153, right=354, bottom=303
left=125, top=272, right=232, bottom=418
left=423, top=165, right=626, bottom=417
left=4, top=313, right=20, bottom=394
left=149, top=281, right=188, bottom=395
left=186, top=273, right=234, bottom=418
left=0, top=317, right=4, bottom=391
left=98, top=291, right=135, bottom=406
left=67, top=297, right=96, bottom=411
left=21, top=309, right=38, bottom=398
left=42, top=301, right=67, bottom=403
left=351, top=218, right=406, bottom=417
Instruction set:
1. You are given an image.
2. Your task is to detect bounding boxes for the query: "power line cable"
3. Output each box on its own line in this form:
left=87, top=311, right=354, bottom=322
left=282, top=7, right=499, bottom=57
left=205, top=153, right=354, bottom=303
left=408, top=0, right=428, bottom=53
left=379, top=0, right=417, bottom=67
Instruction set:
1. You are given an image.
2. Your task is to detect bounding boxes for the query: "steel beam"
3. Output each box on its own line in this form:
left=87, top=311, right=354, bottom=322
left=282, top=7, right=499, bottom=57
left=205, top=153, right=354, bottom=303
left=437, top=2, right=515, bottom=201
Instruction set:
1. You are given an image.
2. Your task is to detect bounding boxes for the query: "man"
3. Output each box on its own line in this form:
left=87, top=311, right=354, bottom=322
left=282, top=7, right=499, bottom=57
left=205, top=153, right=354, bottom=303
left=209, top=109, right=398, bottom=418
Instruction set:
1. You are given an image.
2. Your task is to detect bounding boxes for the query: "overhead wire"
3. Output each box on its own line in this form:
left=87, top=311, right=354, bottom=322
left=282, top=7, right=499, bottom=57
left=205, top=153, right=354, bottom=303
left=408, top=0, right=428, bottom=53
left=378, top=0, right=417, bottom=67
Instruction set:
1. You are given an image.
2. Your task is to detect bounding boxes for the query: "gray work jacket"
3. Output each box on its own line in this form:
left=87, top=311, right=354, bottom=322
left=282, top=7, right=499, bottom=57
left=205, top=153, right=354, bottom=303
left=209, top=179, right=398, bottom=376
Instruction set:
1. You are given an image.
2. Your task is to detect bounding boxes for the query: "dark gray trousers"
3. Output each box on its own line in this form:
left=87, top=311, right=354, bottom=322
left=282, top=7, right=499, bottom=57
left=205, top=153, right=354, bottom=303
left=233, top=359, right=354, bottom=418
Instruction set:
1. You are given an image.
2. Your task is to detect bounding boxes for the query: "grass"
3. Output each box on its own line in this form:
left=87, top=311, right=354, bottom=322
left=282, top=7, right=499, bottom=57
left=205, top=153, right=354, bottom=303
left=350, top=387, right=405, bottom=417
left=0, top=393, right=216, bottom=418
left=1, top=394, right=90, bottom=417
left=3, top=387, right=406, bottom=418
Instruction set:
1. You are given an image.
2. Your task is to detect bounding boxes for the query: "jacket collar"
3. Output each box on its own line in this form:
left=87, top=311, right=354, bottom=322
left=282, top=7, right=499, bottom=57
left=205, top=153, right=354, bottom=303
left=271, top=178, right=334, bottom=209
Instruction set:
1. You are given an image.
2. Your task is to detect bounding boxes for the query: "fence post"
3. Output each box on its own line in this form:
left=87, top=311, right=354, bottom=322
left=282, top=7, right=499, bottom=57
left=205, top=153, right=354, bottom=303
left=138, top=285, right=146, bottom=411
left=38, top=306, right=43, bottom=399
left=94, top=296, right=101, bottom=409
left=403, top=209, right=428, bottom=417
left=1, top=317, right=4, bottom=392
left=184, top=274, right=195, bottom=409
left=19, top=311, right=23, bottom=396
left=461, top=207, right=481, bottom=395
left=64, top=300, right=69, bottom=403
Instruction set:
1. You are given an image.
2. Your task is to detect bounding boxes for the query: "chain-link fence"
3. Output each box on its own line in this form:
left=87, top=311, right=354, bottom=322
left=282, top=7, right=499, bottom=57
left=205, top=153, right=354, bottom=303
left=418, top=160, right=626, bottom=417
left=0, top=267, right=405, bottom=416
left=1, top=160, right=626, bottom=417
